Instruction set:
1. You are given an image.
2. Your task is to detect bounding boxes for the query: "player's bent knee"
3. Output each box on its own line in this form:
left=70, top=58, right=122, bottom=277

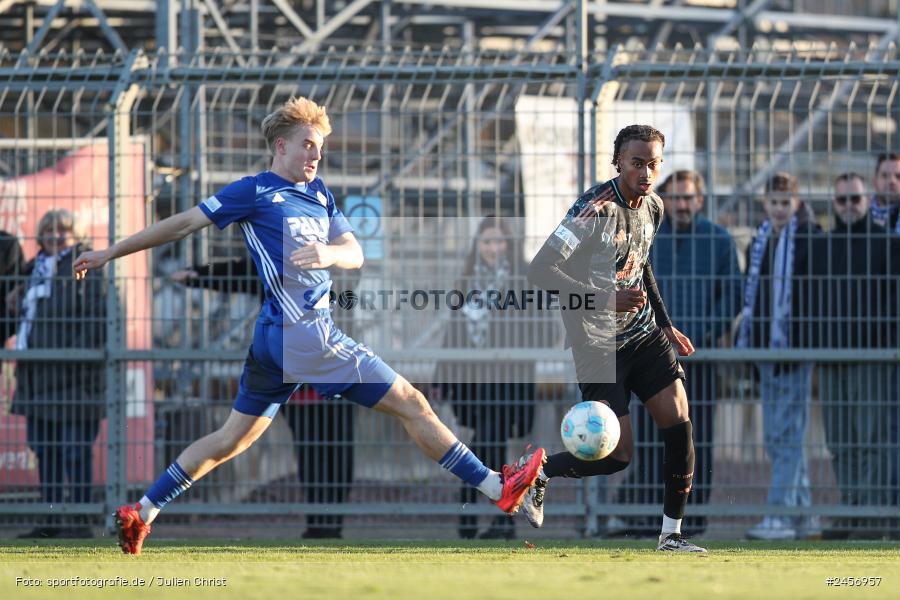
left=647, top=381, right=690, bottom=428
left=377, top=378, right=435, bottom=421
left=672, top=379, right=690, bottom=409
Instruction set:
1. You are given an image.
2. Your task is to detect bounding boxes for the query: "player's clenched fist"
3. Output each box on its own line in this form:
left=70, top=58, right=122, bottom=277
left=291, top=242, right=336, bottom=269
left=73, top=249, right=110, bottom=280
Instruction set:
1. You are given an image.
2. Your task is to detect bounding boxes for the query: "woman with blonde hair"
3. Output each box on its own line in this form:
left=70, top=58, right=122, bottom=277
left=9, top=209, right=106, bottom=538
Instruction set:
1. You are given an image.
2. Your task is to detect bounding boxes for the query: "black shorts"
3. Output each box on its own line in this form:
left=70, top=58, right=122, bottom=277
left=573, top=327, right=685, bottom=418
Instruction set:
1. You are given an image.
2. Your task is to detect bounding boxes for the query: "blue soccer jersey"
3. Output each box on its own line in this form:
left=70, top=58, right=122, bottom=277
left=198, top=170, right=397, bottom=415
left=198, top=170, right=353, bottom=324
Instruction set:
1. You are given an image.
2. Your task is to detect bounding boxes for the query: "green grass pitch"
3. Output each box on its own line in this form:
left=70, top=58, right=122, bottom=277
left=1, top=539, right=897, bottom=599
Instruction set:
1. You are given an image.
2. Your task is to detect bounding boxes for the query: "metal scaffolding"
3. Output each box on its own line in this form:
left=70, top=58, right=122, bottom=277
left=0, top=0, right=898, bottom=57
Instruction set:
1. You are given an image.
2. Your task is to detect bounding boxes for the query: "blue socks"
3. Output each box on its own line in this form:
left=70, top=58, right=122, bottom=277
left=439, top=441, right=490, bottom=487
left=144, top=461, right=194, bottom=509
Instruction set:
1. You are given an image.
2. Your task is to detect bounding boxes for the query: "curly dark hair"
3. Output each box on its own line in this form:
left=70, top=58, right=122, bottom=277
left=612, top=124, right=665, bottom=170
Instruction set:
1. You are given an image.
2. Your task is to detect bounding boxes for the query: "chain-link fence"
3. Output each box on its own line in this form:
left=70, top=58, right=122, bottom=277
left=1, top=44, right=898, bottom=539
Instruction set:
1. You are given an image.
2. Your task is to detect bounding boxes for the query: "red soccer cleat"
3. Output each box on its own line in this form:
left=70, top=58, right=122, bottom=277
left=115, top=503, right=151, bottom=555
left=494, top=446, right=547, bottom=515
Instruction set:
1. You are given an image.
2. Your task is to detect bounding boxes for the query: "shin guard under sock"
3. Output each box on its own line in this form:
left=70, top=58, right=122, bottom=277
left=661, top=420, right=695, bottom=519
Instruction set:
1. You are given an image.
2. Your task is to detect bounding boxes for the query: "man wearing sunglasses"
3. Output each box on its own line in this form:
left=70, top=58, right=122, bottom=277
left=812, top=172, right=893, bottom=539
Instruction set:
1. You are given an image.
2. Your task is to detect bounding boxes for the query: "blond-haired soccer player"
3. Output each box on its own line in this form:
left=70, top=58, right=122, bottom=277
left=75, top=97, right=545, bottom=554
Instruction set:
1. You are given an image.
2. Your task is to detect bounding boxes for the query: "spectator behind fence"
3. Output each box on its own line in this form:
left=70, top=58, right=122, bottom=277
left=1, top=230, right=25, bottom=341
left=737, top=172, right=821, bottom=541
left=609, top=170, right=742, bottom=538
left=871, top=152, right=900, bottom=532
left=811, top=173, right=893, bottom=539
left=6, top=210, right=106, bottom=539
left=433, top=216, right=540, bottom=540
left=172, top=256, right=357, bottom=539
left=870, top=152, right=900, bottom=233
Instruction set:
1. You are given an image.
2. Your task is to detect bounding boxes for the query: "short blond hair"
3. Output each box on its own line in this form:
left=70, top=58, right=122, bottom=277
left=261, top=96, right=332, bottom=152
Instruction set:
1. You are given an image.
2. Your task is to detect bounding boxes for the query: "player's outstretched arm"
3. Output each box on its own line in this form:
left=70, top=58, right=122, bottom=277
left=74, top=206, right=213, bottom=279
left=290, top=232, right=363, bottom=270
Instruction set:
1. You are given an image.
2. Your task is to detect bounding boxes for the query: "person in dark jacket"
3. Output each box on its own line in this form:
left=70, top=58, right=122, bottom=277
left=870, top=152, right=900, bottom=533
left=611, top=170, right=742, bottom=538
left=870, top=152, right=900, bottom=232
left=8, top=210, right=106, bottom=538
left=812, top=172, right=893, bottom=538
left=172, top=256, right=357, bottom=539
left=434, top=216, right=541, bottom=540
left=1, top=230, right=25, bottom=341
left=738, top=173, right=821, bottom=541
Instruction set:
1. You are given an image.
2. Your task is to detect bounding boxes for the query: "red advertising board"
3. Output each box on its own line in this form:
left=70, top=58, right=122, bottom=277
left=0, top=141, right=154, bottom=494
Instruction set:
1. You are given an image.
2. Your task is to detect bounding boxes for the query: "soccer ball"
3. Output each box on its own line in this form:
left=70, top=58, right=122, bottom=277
left=560, top=401, right=620, bottom=461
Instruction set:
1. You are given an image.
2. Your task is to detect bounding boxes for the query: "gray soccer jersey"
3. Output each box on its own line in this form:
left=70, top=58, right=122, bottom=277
left=541, top=178, right=665, bottom=350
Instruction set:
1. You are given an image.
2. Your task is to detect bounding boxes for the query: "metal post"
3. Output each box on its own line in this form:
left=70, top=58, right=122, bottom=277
left=705, top=41, right=718, bottom=224
left=179, top=0, right=196, bottom=60
left=575, top=0, right=588, bottom=195
left=105, top=51, right=142, bottom=530
left=583, top=47, right=624, bottom=538
left=250, top=0, right=259, bottom=52
left=156, top=0, right=177, bottom=67
left=191, top=8, right=209, bottom=400
left=463, top=20, right=477, bottom=217
left=380, top=0, right=392, bottom=216
left=177, top=2, right=201, bottom=397
left=575, top=0, right=600, bottom=537
left=24, top=1, right=35, bottom=174
left=381, top=0, right=391, bottom=45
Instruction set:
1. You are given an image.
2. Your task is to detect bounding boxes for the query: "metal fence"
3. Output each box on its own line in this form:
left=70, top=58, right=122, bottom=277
left=0, top=43, right=898, bottom=540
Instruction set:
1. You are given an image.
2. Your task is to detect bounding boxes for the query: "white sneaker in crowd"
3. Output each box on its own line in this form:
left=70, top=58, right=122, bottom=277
left=746, top=516, right=796, bottom=540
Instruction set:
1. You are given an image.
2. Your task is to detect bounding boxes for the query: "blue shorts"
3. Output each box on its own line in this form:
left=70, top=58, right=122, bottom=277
left=233, top=311, right=398, bottom=418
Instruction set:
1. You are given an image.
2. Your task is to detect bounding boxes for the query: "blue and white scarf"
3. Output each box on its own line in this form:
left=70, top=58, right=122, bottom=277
left=869, top=197, right=900, bottom=233
left=14, top=249, right=69, bottom=350
left=462, top=255, right=510, bottom=348
left=736, top=217, right=797, bottom=348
